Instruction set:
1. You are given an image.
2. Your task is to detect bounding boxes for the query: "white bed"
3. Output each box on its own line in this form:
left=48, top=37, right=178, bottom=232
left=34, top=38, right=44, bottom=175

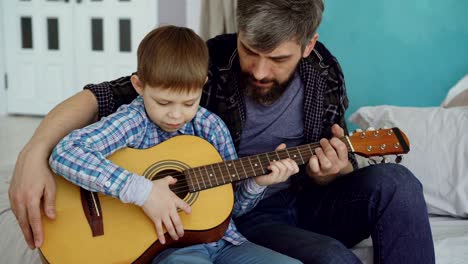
left=1, top=76, right=467, bottom=263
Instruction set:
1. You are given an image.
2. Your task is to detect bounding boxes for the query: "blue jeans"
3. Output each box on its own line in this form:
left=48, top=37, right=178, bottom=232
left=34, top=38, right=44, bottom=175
left=152, top=240, right=302, bottom=264
left=234, top=163, right=435, bottom=264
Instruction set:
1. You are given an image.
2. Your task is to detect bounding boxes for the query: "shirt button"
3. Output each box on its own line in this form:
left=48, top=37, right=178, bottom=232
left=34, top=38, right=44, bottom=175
left=104, top=181, right=111, bottom=187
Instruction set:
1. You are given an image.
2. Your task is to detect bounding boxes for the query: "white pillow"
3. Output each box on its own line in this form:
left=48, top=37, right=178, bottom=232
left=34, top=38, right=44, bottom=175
left=441, top=75, right=468, bottom=107
left=349, top=106, right=468, bottom=217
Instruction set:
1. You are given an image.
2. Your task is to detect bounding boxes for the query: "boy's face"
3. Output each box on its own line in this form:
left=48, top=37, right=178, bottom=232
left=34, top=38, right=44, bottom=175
left=139, top=85, right=202, bottom=132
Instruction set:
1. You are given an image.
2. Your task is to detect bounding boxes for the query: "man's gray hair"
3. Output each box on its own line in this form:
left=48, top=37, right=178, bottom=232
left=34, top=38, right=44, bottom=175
left=237, top=0, right=324, bottom=52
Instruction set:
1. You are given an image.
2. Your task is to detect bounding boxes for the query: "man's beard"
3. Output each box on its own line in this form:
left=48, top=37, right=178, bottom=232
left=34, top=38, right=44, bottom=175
left=241, top=68, right=297, bottom=106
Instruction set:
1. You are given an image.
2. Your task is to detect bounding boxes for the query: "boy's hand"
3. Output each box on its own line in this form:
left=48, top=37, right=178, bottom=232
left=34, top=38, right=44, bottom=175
left=254, top=143, right=299, bottom=186
left=142, top=176, right=191, bottom=245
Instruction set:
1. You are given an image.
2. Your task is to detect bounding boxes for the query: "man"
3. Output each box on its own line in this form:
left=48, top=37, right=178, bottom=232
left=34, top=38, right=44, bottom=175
left=9, top=0, right=435, bottom=263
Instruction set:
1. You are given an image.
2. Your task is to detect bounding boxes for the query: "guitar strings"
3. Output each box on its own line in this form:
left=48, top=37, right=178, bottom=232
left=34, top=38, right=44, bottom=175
left=159, top=139, right=353, bottom=193
left=155, top=140, right=352, bottom=194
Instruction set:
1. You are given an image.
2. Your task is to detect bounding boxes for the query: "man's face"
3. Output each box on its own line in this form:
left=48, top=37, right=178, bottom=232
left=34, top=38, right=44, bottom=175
left=237, top=31, right=303, bottom=104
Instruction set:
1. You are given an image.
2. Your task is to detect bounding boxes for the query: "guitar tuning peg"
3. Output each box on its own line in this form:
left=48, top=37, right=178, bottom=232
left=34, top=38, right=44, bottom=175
left=395, top=155, right=403, bottom=164
left=381, top=156, right=389, bottom=164
left=354, top=128, right=363, bottom=133
left=366, top=127, right=376, bottom=131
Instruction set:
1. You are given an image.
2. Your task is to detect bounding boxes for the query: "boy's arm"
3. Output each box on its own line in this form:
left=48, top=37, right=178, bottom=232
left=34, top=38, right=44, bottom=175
left=49, top=104, right=152, bottom=206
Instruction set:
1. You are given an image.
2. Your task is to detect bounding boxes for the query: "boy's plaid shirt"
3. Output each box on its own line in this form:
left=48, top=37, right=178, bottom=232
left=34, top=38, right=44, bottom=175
left=50, top=96, right=266, bottom=245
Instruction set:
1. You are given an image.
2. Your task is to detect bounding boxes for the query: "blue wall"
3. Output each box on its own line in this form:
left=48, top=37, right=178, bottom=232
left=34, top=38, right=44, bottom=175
left=318, top=0, right=468, bottom=125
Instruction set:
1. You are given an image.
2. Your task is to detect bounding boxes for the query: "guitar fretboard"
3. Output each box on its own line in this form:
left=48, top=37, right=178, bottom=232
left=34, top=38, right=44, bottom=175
left=184, top=137, right=352, bottom=192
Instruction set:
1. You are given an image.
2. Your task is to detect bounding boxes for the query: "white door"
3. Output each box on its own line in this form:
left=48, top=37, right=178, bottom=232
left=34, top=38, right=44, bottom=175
left=73, top=0, right=157, bottom=91
left=4, top=0, right=157, bottom=115
left=4, top=0, right=75, bottom=115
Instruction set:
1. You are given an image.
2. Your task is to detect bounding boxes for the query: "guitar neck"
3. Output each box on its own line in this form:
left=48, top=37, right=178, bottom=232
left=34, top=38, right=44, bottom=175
left=185, top=127, right=410, bottom=192
left=184, top=138, right=351, bottom=192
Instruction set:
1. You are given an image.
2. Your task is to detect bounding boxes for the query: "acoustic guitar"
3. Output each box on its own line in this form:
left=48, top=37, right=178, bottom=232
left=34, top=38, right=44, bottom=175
left=39, top=127, right=409, bottom=264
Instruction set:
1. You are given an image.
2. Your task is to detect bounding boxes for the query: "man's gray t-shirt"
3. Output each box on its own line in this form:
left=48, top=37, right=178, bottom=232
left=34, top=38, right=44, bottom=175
left=238, top=73, right=305, bottom=198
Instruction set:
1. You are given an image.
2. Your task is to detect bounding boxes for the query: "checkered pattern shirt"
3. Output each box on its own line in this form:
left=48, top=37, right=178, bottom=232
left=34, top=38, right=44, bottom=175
left=50, top=96, right=265, bottom=245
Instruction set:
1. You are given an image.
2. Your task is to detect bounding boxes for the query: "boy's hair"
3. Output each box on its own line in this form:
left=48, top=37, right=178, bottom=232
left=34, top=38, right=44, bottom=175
left=137, top=25, right=208, bottom=93
left=237, top=0, right=324, bottom=52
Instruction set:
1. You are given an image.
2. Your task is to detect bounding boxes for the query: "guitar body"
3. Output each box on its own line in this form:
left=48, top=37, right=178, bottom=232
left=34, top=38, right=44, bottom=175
left=40, top=135, right=234, bottom=264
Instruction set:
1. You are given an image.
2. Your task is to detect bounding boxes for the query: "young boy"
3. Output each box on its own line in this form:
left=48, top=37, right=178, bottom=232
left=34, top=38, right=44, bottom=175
left=49, top=25, right=300, bottom=264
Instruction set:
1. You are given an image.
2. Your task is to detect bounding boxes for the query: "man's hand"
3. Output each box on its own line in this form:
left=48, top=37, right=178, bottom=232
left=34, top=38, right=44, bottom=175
left=307, top=124, right=353, bottom=184
left=255, top=144, right=300, bottom=186
left=8, top=144, right=56, bottom=249
left=142, top=176, right=191, bottom=245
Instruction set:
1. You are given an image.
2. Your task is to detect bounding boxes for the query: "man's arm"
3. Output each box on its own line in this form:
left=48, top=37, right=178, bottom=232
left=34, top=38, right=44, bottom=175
left=8, top=90, right=98, bottom=249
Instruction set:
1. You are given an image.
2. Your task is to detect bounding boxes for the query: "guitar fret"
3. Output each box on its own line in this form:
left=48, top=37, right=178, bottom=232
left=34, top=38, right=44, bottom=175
left=186, top=169, right=195, bottom=192
left=193, top=168, right=202, bottom=191
left=238, top=158, right=248, bottom=180
left=247, top=156, right=257, bottom=177
left=230, top=161, right=241, bottom=181
left=218, top=162, right=227, bottom=184
left=198, top=167, right=207, bottom=189
left=285, top=149, right=291, bottom=159
left=307, top=144, right=314, bottom=156
left=210, top=164, right=220, bottom=186
left=275, top=151, right=280, bottom=160
left=203, top=165, right=212, bottom=188
left=256, top=155, right=266, bottom=174
left=292, top=147, right=304, bottom=164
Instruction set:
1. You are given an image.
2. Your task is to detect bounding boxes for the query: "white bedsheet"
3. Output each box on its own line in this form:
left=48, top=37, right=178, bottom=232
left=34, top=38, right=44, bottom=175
left=1, top=180, right=467, bottom=264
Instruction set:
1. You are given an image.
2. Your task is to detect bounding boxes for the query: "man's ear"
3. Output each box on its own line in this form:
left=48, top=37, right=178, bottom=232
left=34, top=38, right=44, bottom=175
left=302, top=33, right=319, bottom=58
left=131, top=75, right=144, bottom=95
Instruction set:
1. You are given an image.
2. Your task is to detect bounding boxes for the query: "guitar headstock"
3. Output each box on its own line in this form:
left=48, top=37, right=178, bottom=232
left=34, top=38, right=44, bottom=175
left=347, top=127, right=410, bottom=158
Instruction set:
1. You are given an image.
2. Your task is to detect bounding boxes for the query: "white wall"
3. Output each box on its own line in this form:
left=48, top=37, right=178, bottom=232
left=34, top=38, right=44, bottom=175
left=158, top=0, right=202, bottom=34
left=186, top=0, right=202, bottom=34
left=0, top=0, right=6, bottom=115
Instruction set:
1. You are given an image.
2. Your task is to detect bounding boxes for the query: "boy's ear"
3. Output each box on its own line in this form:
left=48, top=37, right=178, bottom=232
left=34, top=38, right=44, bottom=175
left=302, top=33, right=319, bottom=58
left=131, top=75, right=144, bottom=95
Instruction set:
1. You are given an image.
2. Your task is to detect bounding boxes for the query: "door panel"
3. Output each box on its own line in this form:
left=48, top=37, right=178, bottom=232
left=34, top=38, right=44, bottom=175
left=74, top=0, right=157, bottom=90
left=5, top=0, right=74, bottom=115
left=4, top=0, right=157, bottom=115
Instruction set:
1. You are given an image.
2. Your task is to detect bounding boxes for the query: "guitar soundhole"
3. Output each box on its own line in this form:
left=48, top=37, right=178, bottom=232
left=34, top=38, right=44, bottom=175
left=142, top=160, right=198, bottom=207
left=152, top=169, right=189, bottom=200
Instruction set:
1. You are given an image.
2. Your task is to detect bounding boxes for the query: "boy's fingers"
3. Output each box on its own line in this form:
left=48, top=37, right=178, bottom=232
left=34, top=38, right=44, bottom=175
left=176, top=199, right=191, bottom=214
left=155, top=220, right=166, bottom=244
left=164, top=176, right=177, bottom=185
left=169, top=210, right=185, bottom=237
left=162, top=216, right=178, bottom=241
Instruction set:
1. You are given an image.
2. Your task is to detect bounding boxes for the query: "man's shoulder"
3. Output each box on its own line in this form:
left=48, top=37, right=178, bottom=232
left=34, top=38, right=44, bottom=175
left=206, top=33, right=238, bottom=68
left=302, top=41, right=345, bottom=84
left=305, top=41, right=340, bottom=70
